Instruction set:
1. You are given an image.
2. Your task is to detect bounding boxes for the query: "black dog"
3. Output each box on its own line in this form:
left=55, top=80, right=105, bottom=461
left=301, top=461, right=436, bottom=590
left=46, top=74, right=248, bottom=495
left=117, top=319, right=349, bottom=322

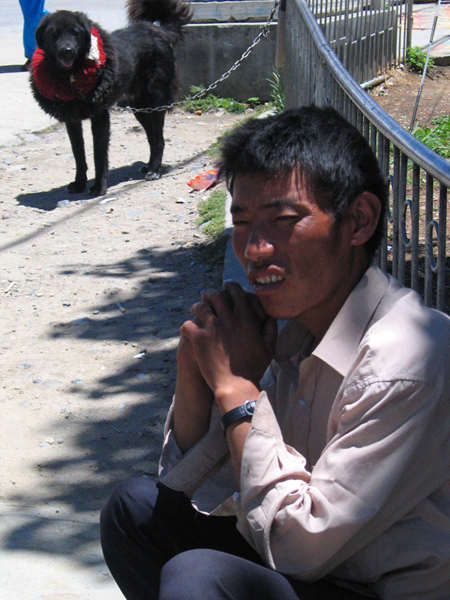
left=30, top=0, right=191, bottom=196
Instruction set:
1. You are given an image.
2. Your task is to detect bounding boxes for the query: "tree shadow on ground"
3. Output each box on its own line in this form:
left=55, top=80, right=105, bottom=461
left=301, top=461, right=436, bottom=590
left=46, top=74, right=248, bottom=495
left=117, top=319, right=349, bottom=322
left=2, top=237, right=225, bottom=567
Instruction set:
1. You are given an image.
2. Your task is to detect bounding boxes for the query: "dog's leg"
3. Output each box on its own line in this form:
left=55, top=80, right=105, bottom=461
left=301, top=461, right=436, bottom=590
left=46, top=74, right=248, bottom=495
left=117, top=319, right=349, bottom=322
left=66, top=120, right=88, bottom=193
left=90, top=109, right=110, bottom=196
left=135, top=111, right=165, bottom=180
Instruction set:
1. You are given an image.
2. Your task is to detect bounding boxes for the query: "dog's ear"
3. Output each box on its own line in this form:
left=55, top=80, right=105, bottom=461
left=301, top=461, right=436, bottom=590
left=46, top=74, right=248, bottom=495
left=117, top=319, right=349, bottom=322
left=74, top=12, right=93, bottom=54
left=35, top=13, right=51, bottom=50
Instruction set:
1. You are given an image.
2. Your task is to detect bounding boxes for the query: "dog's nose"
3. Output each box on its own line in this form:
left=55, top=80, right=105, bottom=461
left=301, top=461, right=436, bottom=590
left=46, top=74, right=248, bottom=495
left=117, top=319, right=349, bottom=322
left=60, top=46, right=75, bottom=59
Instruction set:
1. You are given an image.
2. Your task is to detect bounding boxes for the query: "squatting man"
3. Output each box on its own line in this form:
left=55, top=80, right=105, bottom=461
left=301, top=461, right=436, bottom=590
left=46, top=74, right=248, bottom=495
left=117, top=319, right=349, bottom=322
left=100, top=106, right=449, bottom=600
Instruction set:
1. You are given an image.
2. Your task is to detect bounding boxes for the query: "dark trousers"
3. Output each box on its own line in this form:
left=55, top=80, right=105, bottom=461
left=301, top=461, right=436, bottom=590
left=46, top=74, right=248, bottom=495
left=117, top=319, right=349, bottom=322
left=100, top=476, right=367, bottom=600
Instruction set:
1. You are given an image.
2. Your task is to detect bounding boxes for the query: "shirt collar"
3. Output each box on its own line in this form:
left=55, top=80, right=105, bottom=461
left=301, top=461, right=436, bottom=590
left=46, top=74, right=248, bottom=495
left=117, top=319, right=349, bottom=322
left=312, top=265, right=390, bottom=376
left=274, top=266, right=390, bottom=375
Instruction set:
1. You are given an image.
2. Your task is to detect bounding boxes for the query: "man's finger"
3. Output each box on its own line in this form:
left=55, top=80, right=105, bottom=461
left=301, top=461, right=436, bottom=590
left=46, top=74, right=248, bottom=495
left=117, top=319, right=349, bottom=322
left=246, top=292, right=267, bottom=321
left=225, top=282, right=266, bottom=322
left=203, top=288, right=234, bottom=323
left=190, top=301, right=216, bottom=324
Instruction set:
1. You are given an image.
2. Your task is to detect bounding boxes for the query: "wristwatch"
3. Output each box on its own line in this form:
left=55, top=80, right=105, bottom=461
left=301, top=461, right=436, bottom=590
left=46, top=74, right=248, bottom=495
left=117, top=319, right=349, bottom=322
left=221, top=400, right=256, bottom=432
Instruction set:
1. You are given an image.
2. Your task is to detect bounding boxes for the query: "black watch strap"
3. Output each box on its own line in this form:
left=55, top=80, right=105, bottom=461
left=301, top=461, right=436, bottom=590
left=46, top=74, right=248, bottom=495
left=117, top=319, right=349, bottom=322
left=221, top=400, right=256, bottom=432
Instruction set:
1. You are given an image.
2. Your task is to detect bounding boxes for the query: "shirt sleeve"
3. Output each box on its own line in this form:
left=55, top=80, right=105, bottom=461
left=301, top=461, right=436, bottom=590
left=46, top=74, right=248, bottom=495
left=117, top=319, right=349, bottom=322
left=158, top=398, right=230, bottom=498
left=236, top=376, right=447, bottom=581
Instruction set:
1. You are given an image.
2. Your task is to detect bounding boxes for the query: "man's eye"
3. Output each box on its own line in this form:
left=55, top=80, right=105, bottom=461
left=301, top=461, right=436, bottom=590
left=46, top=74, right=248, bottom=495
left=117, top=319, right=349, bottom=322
left=274, top=215, right=299, bottom=224
left=232, top=220, right=248, bottom=227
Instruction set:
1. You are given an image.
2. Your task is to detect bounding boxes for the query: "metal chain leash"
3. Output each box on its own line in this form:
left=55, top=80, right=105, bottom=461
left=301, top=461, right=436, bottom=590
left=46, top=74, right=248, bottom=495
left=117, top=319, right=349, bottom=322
left=114, top=0, right=280, bottom=115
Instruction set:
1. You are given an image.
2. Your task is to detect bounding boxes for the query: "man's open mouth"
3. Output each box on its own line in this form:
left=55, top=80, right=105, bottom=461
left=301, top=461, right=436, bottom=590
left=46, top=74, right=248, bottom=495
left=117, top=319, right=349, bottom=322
left=250, top=274, right=286, bottom=292
left=254, top=275, right=284, bottom=286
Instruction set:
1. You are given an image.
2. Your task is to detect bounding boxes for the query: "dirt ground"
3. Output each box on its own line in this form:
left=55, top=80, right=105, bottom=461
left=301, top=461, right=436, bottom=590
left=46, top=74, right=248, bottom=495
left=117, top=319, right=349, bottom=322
left=0, top=107, right=244, bottom=522
left=0, top=68, right=448, bottom=561
left=370, top=64, right=450, bottom=128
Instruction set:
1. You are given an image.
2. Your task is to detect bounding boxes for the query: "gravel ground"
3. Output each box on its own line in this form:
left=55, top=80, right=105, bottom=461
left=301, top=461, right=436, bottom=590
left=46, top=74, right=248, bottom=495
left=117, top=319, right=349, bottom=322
left=0, top=107, right=243, bottom=569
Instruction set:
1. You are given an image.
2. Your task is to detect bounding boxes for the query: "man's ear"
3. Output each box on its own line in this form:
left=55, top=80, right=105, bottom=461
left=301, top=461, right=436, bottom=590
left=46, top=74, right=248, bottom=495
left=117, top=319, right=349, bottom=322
left=348, top=192, right=382, bottom=247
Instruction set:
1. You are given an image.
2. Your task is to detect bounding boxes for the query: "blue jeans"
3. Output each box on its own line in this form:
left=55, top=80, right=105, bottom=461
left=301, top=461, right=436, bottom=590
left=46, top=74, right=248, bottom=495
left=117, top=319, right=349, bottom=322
left=18, top=0, right=47, bottom=58
left=100, top=476, right=368, bottom=600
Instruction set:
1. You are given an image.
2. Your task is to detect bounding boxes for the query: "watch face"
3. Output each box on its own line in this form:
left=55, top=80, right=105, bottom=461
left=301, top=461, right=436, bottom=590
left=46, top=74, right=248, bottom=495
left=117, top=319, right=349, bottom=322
left=244, top=400, right=256, bottom=416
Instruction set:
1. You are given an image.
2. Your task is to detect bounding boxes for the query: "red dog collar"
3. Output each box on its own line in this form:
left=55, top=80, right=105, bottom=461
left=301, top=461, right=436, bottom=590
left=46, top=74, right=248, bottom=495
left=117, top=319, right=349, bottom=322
left=32, top=27, right=107, bottom=102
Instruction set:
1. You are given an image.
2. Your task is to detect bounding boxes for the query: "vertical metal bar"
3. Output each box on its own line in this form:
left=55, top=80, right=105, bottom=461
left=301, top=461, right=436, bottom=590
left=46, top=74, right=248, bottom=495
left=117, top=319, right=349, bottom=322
left=370, top=120, right=377, bottom=153
left=368, top=6, right=374, bottom=80
left=386, top=2, right=393, bottom=67
left=406, top=0, right=413, bottom=59
left=424, top=174, right=434, bottom=306
left=437, top=184, right=447, bottom=311
left=374, top=2, right=381, bottom=74
left=379, top=134, right=391, bottom=272
left=363, top=0, right=369, bottom=81
left=411, top=164, right=420, bottom=292
left=358, top=0, right=364, bottom=81
left=397, top=153, right=408, bottom=284
left=392, top=147, right=400, bottom=278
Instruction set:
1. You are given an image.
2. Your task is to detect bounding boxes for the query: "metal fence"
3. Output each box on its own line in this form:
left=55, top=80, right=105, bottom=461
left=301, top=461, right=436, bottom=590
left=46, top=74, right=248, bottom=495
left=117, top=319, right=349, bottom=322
left=277, top=0, right=449, bottom=311
left=307, top=0, right=411, bottom=84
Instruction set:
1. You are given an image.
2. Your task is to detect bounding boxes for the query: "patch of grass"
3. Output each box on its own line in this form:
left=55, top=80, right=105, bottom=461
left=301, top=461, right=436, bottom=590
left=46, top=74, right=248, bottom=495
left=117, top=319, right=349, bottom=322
left=268, top=70, right=285, bottom=114
left=406, top=46, right=434, bottom=74
left=196, top=189, right=227, bottom=238
left=183, top=86, right=260, bottom=114
left=413, top=115, right=450, bottom=159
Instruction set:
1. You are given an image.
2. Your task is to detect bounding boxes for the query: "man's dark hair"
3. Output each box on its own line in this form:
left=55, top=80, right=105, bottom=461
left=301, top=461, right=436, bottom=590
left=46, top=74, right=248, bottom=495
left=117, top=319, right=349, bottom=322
left=217, top=105, right=387, bottom=257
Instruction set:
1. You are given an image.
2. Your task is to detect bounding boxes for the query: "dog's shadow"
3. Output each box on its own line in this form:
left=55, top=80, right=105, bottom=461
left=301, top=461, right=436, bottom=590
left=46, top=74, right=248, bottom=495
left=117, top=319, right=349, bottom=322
left=16, top=161, right=150, bottom=210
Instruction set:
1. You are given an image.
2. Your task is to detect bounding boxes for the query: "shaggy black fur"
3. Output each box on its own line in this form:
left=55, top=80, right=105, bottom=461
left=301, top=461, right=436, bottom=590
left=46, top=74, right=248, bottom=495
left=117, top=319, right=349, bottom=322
left=30, top=0, right=191, bottom=195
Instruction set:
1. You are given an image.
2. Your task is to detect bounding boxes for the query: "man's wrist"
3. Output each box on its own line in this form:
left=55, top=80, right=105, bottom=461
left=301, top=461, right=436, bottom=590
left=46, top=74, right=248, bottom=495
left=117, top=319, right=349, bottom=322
left=221, top=400, right=256, bottom=432
left=214, top=380, right=260, bottom=414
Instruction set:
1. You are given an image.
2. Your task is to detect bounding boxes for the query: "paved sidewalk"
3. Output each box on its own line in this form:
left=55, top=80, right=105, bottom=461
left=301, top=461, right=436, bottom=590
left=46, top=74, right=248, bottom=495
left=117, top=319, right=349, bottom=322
left=412, top=1, right=450, bottom=65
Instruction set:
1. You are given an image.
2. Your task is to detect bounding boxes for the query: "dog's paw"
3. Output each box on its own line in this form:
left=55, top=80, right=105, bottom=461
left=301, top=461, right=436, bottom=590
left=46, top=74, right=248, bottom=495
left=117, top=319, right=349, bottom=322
left=144, top=170, right=162, bottom=181
left=68, top=179, right=87, bottom=193
left=89, top=182, right=107, bottom=196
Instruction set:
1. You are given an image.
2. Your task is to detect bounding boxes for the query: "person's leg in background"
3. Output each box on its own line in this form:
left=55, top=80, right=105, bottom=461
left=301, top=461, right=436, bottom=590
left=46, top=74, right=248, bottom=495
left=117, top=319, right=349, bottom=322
left=18, top=0, right=47, bottom=66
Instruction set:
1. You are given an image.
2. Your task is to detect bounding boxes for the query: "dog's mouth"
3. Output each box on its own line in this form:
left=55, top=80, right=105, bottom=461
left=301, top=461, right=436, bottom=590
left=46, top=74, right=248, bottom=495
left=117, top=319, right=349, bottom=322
left=61, top=57, right=75, bottom=69
left=56, top=48, right=77, bottom=70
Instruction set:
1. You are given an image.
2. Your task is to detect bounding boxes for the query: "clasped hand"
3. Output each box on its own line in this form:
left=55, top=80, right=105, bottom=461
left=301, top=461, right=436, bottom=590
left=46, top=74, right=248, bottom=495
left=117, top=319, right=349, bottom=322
left=180, top=282, right=277, bottom=401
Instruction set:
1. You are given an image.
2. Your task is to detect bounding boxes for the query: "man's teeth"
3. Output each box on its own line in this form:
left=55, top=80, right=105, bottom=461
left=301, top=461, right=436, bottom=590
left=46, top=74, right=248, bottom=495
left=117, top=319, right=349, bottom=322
left=255, top=275, right=284, bottom=285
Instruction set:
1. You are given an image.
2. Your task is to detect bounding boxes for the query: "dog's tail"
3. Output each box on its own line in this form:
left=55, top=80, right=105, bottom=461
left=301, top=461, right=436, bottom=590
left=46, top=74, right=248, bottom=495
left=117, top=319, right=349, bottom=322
left=127, top=0, right=192, bottom=37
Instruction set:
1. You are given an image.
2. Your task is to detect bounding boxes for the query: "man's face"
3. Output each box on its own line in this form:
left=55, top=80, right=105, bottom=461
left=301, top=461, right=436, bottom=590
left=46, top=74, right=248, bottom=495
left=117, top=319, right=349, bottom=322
left=231, top=169, right=359, bottom=337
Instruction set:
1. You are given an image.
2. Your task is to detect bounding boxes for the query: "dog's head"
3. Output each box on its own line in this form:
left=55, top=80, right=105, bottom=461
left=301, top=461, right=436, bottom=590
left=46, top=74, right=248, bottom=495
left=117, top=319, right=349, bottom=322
left=35, top=11, right=92, bottom=72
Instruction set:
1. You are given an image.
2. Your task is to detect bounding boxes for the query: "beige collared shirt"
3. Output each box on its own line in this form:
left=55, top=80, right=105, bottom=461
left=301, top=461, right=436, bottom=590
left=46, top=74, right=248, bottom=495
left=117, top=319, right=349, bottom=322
left=159, top=266, right=450, bottom=599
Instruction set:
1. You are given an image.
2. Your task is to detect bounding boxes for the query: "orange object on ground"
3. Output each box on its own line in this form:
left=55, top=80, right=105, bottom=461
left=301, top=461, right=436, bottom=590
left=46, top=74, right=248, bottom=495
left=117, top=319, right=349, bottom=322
left=187, top=168, right=218, bottom=191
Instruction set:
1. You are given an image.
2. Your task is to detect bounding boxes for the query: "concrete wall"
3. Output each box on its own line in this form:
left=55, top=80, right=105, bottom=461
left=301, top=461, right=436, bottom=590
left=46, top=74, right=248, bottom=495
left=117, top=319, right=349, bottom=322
left=174, top=1, right=278, bottom=102
left=175, top=23, right=277, bottom=101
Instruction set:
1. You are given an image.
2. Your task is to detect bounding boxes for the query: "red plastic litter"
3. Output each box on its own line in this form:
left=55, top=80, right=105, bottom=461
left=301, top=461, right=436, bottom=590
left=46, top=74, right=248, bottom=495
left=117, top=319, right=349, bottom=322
left=187, top=168, right=218, bottom=191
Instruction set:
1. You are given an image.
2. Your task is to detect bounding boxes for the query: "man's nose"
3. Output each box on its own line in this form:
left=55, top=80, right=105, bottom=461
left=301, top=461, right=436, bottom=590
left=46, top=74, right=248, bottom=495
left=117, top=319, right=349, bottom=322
left=244, top=229, right=274, bottom=261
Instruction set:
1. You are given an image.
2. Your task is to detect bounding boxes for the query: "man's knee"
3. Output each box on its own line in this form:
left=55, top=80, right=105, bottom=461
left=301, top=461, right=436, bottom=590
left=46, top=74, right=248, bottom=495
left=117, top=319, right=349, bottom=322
left=100, top=475, right=158, bottom=544
left=160, top=549, right=225, bottom=599
left=159, top=549, right=298, bottom=600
